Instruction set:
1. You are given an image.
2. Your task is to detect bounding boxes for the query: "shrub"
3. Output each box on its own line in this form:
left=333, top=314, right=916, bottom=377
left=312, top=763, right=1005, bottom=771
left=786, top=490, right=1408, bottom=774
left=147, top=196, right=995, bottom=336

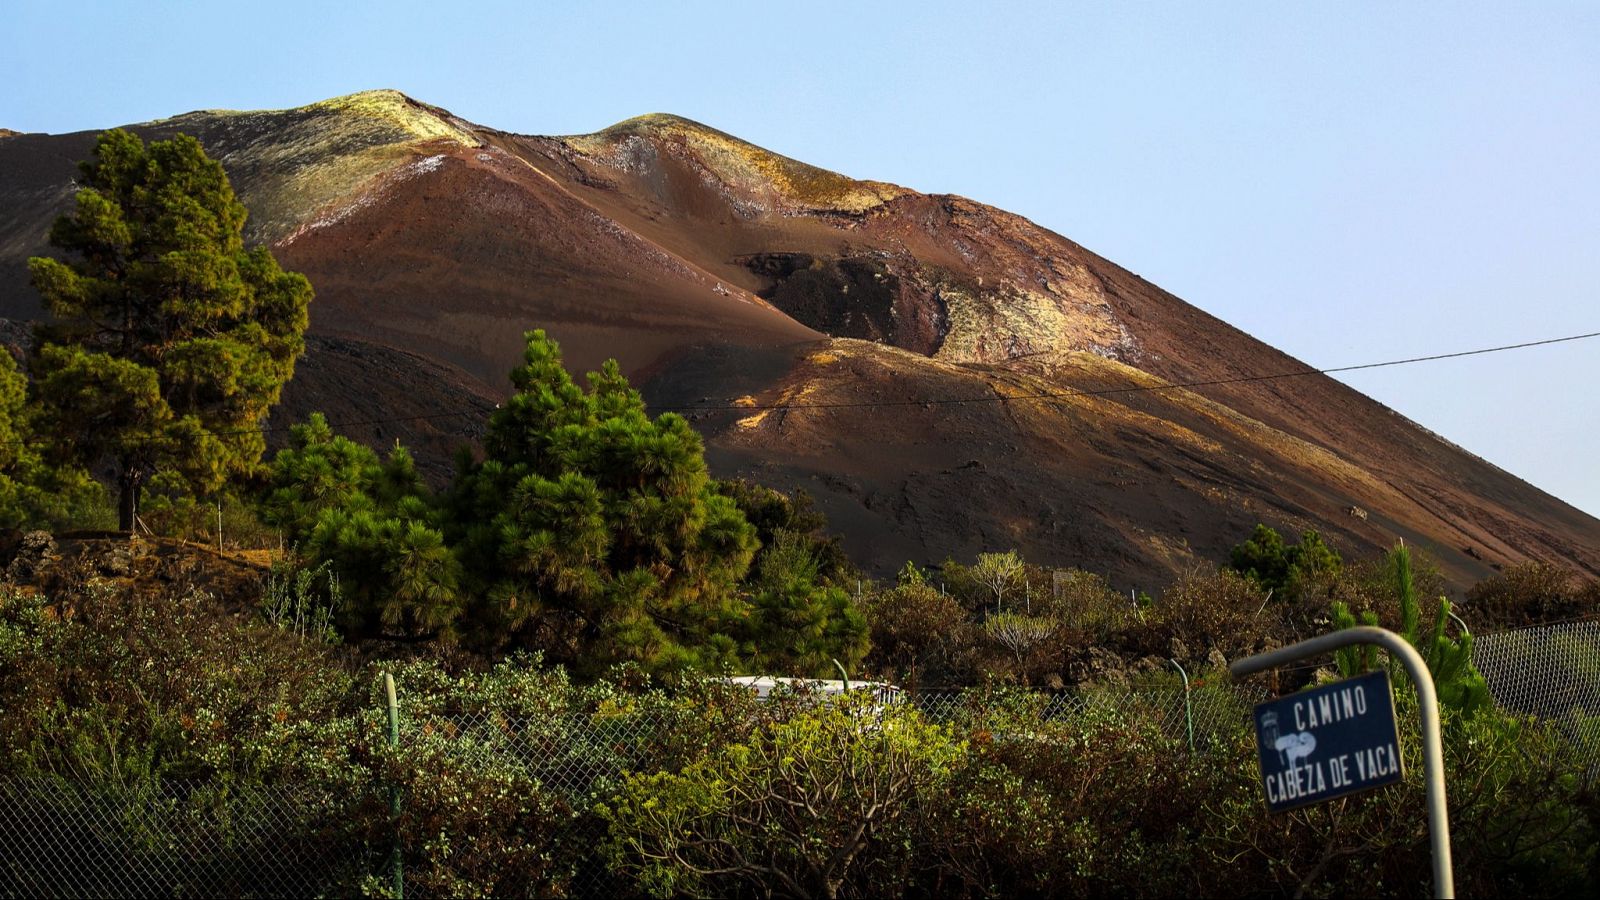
left=1228, top=524, right=1342, bottom=599
left=983, top=610, right=1057, bottom=671
left=1039, top=567, right=1132, bottom=641
left=261, top=557, right=342, bottom=644
left=0, top=579, right=350, bottom=785
left=363, top=690, right=578, bottom=898
left=1334, top=546, right=1448, bottom=636
left=601, top=692, right=962, bottom=899
left=861, top=568, right=981, bottom=689
left=920, top=690, right=1205, bottom=897
left=1466, top=561, right=1595, bottom=629
left=3, top=574, right=1595, bottom=897
left=1145, top=567, right=1268, bottom=658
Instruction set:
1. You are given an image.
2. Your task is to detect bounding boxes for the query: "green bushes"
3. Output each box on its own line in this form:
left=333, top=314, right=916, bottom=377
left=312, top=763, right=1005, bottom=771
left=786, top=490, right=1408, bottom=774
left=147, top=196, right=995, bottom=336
left=0, top=573, right=748, bottom=896
left=860, top=565, right=982, bottom=689
left=860, top=554, right=1274, bottom=687
left=1466, top=561, right=1600, bottom=630
left=2, top=572, right=1595, bottom=897
left=596, top=684, right=1595, bottom=898
left=922, top=694, right=1204, bottom=897
left=0, top=581, right=349, bottom=785
left=602, top=692, right=962, bottom=899
left=260, top=556, right=342, bottom=643
left=1141, top=566, right=1268, bottom=658
left=136, top=481, right=279, bottom=550
left=862, top=534, right=1596, bottom=693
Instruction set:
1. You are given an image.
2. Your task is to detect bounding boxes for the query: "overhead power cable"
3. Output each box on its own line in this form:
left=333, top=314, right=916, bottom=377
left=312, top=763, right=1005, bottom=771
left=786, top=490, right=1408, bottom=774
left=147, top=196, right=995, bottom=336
left=656, top=329, right=1600, bottom=412
left=1, top=329, right=1595, bottom=447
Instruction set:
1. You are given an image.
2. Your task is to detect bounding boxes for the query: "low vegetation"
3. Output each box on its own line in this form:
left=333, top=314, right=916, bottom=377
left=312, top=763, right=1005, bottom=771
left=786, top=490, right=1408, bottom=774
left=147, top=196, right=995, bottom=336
left=1, top=562, right=1594, bottom=897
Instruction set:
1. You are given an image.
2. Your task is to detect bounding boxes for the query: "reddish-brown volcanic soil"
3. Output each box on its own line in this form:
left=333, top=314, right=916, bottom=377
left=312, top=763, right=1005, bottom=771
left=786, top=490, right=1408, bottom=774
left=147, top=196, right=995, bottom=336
left=641, top=339, right=1562, bottom=590
left=270, top=142, right=820, bottom=385
left=0, top=94, right=1595, bottom=591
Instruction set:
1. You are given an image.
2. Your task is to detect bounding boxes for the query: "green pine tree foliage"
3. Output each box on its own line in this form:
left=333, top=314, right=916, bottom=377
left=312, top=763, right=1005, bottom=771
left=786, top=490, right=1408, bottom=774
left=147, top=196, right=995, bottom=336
left=717, top=479, right=858, bottom=587
left=741, top=530, right=869, bottom=677
left=1289, top=529, right=1342, bottom=583
left=449, top=330, right=762, bottom=675
left=1228, top=523, right=1342, bottom=596
left=717, top=480, right=868, bottom=675
left=28, top=129, right=311, bottom=530
left=0, top=351, right=110, bottom=529
left=1230, top=524, right=1292, bottom=588
left=263, top=414, right=461, bottom=641
left=1332, top=543, right=1490, bottom=718
left=261, top=333, right=867, bottom=672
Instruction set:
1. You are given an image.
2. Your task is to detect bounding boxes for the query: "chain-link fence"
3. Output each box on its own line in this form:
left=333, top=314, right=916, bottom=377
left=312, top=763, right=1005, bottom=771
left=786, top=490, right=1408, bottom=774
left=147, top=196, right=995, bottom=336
left=0, top=682, right=1256, bottom=899
left=0, top=780, right=361, bottom=898
left=1473, top=619, right=1600, bottom=772
left=407, top=682, right=1265, bottom=898
left=912, top=683, right=1264, bottom=747
left=3, top=619, right=1597, bottom=897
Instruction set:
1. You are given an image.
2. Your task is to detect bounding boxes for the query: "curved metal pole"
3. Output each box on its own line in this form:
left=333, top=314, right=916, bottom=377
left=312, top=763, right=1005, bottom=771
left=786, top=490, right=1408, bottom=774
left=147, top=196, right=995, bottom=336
left=384, top=672, right=404, bottom=899
left=1230, top=626, right=1454, bottom=899
left=1169, top=658, right=1194, bottom=751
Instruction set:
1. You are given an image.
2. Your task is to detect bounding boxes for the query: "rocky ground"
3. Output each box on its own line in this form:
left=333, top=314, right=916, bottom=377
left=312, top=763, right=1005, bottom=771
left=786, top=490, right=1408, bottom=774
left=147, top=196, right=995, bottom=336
left=0, top=531, right=272, bottom=617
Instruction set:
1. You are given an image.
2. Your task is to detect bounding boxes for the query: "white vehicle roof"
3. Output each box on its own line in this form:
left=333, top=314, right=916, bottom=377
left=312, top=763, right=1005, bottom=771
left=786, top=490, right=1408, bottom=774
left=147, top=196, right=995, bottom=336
left=723, top=675, right=902, bottom=700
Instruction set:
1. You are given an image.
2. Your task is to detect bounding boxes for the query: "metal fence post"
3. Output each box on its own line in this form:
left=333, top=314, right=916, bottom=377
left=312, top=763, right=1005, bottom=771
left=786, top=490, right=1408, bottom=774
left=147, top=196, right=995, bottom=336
left=384, top=672, right=403, bottom=899
left=831, top=658, right=851, bottom=691
left=1169, top=659, right=1194, bottom=751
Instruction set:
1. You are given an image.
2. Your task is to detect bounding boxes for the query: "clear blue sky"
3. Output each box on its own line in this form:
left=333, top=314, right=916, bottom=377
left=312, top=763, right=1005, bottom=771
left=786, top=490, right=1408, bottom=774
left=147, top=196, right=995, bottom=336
left=5, top=1, right=1597, bottom=517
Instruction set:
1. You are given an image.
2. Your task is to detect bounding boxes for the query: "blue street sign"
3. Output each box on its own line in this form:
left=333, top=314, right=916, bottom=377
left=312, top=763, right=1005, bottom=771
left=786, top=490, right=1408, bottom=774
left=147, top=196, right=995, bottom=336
left=1253, top=669, right=1404, bottom=812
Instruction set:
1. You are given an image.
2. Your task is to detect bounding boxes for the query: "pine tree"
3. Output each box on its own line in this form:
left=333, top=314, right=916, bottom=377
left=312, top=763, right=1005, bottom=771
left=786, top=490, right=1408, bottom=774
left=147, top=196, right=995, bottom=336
left=1229, top=524, right=1342, bottom=596
left=264, top=332, right=867, bottom=670
left=451, top=330, right=760, bottom=674
left=1332, top=543, right=1489, bottom=718
left=28, top=129, right=311, bottom=530
left=0, top=351, right=109, bottom=529
left=264, top=414, right=461, bottom=640
left=741, top=529, right=868, bottom=677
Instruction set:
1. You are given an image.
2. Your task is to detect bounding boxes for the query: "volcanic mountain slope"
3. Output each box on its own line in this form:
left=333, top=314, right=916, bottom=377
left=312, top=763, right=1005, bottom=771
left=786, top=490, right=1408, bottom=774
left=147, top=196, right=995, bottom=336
left=1, top=90, right=1595, bottom=589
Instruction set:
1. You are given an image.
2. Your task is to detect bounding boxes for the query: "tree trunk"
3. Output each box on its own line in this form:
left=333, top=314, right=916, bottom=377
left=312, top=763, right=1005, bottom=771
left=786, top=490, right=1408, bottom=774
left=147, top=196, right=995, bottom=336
left=118, top=464, right=140, bottom=533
